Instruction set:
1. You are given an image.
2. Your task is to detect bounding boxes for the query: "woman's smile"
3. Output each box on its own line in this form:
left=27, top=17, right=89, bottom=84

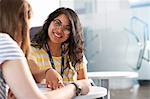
left=53, top=31, right=62, bottom=38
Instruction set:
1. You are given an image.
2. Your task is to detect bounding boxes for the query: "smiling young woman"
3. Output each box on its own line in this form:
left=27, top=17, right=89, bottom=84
left=28, top=7, right=89, bottom=90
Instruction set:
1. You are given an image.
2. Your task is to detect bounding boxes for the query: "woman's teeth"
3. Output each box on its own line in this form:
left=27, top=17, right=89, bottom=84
left=54, top=32, right=61, bottom=38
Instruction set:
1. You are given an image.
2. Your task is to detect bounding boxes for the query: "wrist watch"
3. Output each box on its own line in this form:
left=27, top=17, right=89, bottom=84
left=71, top=82, right=82, bottom=96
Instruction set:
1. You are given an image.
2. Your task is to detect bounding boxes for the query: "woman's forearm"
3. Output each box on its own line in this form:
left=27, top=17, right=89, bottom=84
left=44, top=79, right=90, bottom=99
left=28, top=60, right=47, bottom=83
left=77, top=68, right=88, bottom=80
left=44, top=84, right=76, bottom=99
left=2, top=60, right=46, bottom=99
left=32, top=71, right=46, bottom=83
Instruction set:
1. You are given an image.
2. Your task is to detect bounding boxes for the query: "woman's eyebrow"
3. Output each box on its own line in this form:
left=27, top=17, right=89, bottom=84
left=55, top=19, right=71, bottom=27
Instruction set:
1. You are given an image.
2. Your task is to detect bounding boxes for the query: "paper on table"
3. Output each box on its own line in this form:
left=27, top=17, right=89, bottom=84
left=74, top=86, right=107, bottom=99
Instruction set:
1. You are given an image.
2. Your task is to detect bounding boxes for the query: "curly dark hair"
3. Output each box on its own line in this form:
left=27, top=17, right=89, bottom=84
left=31, top=7, right=84, bottom=67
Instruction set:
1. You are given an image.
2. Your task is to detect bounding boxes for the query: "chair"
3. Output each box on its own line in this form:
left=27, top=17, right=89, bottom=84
left=30, top=26, right=42, bottom=40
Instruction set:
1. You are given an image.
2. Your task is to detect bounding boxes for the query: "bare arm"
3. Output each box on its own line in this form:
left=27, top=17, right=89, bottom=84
left=45, top=68, right=64, bottom=89
left=77, top=63, right=88, bottom=80
left=2, top=59, right=90, bottom=99
left=2, top=59, right=46, bottom=99
left=28, top=59, right=64, bottom=89
left=28, top=59, right=47, bottom=83
left=77, top=69, right=88, bottom=80
left=77, top=55, right=88, bottom=80
left=44, top=79, right=90, bottom=99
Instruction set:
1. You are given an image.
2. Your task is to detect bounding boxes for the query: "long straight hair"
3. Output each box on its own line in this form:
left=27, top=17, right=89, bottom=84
left=0, top=0, right=32, bottom=57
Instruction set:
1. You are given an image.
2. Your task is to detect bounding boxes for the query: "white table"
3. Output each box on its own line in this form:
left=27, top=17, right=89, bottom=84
left=87, top=71, right=138, bottom=99
left=74, top=86, right=107, bottom=99
left=38, top=84, right=107, bottom=99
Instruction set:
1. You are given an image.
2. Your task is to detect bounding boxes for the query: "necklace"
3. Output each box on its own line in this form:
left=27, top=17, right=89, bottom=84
left=45, top=44, right=65, bottom=76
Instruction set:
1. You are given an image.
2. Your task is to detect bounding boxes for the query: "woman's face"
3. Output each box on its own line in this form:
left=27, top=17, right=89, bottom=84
left=48, top=14, right=71, bottom=44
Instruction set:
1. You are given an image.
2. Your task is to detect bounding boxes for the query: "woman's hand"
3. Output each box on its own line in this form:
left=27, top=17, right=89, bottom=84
left=76, top=79, right=91, bottom=95
left=45, top=68, right=64, bottom=90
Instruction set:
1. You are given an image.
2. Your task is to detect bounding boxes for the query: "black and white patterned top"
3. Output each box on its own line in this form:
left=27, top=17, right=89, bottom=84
left=0, top=33, right=25, bottom=99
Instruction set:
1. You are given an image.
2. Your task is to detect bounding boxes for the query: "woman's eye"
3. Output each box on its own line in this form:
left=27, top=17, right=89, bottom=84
left=56, top=21, right=61, bottom=26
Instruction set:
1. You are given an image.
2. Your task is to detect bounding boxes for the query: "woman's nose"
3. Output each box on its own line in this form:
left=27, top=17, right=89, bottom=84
left=57, top=26, right=64, bottom=33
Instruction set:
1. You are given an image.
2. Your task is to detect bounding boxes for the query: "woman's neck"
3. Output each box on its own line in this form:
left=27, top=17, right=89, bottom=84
left=47, top=41, right=62, bottom=57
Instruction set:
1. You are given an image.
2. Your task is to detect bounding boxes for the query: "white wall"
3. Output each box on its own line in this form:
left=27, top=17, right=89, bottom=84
left=28, top=0, right=59, bottom=27
left=78, top=0, right=150, bottom=80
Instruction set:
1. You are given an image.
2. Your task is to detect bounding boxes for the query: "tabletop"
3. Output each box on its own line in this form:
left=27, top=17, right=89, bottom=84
left=87, top=71, right=138, bottom=99
left=87, top=71, right=138, bottom=79
left=38, top=84, right=107, bottom=99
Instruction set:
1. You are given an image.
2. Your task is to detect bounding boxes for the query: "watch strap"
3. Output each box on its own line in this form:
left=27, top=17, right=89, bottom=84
left=71, top=82, right=82, bottom=96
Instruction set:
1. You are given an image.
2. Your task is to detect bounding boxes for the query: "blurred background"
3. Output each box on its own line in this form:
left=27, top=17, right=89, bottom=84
left=29, top=0, right=150, bottom=99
